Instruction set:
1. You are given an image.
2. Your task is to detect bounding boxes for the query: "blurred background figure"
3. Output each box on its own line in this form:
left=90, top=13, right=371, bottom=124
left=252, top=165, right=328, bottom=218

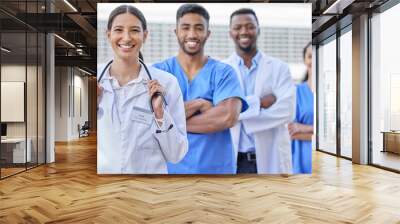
left=289, top=42, right=314, bottom=174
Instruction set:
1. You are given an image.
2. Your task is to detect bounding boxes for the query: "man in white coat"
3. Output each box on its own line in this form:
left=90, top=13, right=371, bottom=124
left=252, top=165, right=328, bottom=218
left=224, top=8, right=296, bottom=174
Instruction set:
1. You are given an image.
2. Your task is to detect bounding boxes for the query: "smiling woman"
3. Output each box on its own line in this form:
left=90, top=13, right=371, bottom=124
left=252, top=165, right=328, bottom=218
left=106, top=6, right=147, bottom=66
left=96, top=5, right=188, bottom=174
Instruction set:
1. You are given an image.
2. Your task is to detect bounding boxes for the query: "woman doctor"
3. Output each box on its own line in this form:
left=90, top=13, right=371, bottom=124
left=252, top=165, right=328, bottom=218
left=97, top=5, right=188, bottom=174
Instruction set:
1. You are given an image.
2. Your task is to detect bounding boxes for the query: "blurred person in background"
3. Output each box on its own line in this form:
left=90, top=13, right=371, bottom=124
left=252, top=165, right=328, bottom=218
left=289, top=42, right=314, bottom=174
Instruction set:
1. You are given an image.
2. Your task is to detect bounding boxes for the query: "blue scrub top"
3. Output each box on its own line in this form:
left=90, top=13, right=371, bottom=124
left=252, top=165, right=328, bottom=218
left=154, top=57, right=248, bottom=174
left=292, top=82, right=314, bottom=174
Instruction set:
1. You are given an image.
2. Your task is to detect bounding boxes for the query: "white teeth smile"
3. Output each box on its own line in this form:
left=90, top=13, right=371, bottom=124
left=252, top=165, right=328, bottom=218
left=119, top=44, right=133, bottom=49
left=186, top=41, right=198, bottom=47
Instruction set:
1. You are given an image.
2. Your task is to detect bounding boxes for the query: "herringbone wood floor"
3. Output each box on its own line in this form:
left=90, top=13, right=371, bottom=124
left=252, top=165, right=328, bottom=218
left=1, top=135, right=400, bottom=224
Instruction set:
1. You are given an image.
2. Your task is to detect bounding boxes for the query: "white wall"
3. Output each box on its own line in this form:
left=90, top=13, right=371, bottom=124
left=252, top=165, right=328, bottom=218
left=55, top=66, right=69, bottom=141
left=1, top=63, right=46, bottom=164
left=70, top=72, right=89, bottom=139
left=1, top=65, right=35, bottom=138
left=1, top=65, right=25, bottom=135
left=54, top=67, right=89, bottom=141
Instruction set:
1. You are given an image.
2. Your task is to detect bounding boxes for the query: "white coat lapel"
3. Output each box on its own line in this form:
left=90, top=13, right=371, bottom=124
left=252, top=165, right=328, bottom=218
left=97, top=65, right=115, bottom=113
left=254, top=52, right=272, bottom=97
left=123, top=65, right=150, bottom=102
left=98, top=77, right=120, bottom=126
left=124, top=82, right=147, bottom=101
left=225, top=54, right=244, bottom=90
left=99, top=78, right=113, bottom=93
left=224, top=54, right=244, bottom=164
left=98, top=79, right=114, bottom=115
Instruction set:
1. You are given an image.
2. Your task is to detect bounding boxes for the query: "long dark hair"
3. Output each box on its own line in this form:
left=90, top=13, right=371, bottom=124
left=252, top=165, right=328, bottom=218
left=302, top=42, right=311, bottom=82
left=107, top=5, right=147, bottom=61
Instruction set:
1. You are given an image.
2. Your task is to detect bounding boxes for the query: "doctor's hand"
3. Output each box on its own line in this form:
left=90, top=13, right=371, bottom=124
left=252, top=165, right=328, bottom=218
left=288, top=122, right=314, bottom=141
left=97, top=85, right=103, bottom=106
left=148, top=80, right=165, bottom=119
left=288, top=122, right=313, bottom=136
left=260, top=93, right=276, bottom=109
left=288, top=122, right=301, bottom=136
left=184, top=98, right=213, bottom=119
left=198, top=99, right=213, bottom=113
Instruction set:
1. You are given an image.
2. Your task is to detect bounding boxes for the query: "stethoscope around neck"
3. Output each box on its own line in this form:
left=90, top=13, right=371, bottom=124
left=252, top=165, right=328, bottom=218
left=98, top=58, right=173, bottom=133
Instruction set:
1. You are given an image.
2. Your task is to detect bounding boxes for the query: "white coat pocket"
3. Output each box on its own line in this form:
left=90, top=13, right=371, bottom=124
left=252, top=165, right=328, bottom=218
left=131, top=106, right=158, bottom=150
left=131, top=106, right=153, bottom=125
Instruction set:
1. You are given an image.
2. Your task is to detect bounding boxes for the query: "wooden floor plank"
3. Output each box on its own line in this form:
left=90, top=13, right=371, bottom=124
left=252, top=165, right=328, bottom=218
left=1, top=135, right=400, bottom=223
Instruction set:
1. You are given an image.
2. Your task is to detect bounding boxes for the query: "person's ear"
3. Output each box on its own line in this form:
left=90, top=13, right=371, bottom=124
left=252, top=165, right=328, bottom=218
left=106, top=30, right=111, bottom=40
left=229, top=29, right=234, bottom=40
left=143, top=30, right=148, bottom=44
left=205, top=30, right=211, bottom=41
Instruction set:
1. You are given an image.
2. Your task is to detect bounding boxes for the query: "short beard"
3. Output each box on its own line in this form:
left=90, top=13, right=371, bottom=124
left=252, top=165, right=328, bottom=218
left=238, top=44, right=256, bottom=53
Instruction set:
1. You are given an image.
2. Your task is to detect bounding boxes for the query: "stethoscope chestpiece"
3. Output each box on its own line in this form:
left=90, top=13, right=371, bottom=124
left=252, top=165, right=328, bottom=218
left=155, top=124, right=174, bottom=134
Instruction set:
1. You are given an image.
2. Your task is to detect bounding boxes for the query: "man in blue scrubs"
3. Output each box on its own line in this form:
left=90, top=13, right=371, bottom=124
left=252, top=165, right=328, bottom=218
left=154, top=3, right=247, bottom=174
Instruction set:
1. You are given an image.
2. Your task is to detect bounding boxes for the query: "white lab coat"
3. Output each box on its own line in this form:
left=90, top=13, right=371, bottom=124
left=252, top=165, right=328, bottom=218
left=224, top=52, right=296, bottom=174
left=97, top=63, right=188, bottom=174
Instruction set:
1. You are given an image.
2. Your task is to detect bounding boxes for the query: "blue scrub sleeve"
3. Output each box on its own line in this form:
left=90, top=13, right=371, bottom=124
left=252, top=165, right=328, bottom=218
left=152, top=62, right=169, bottom=72
left=213, top=65, right=248, bottom=112
left=295, top=85, right=301, bottom=122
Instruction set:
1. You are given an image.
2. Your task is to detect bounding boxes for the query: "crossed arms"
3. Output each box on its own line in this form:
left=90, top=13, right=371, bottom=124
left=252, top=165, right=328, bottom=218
left=187, top=91, right=313, bottom=140
left=185, top=98, right=242, bottom=133
left=185, top=94, right=276, bottom=134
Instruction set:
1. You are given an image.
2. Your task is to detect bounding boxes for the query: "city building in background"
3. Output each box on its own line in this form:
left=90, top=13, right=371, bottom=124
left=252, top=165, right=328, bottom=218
left=97, top=3, right=311, bottom=82
left=98, top=21, right=310, bottom=81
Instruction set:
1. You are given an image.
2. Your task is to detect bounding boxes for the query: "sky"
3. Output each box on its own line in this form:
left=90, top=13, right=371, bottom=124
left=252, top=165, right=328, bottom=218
left=97, top=3, right=311, bottom=28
